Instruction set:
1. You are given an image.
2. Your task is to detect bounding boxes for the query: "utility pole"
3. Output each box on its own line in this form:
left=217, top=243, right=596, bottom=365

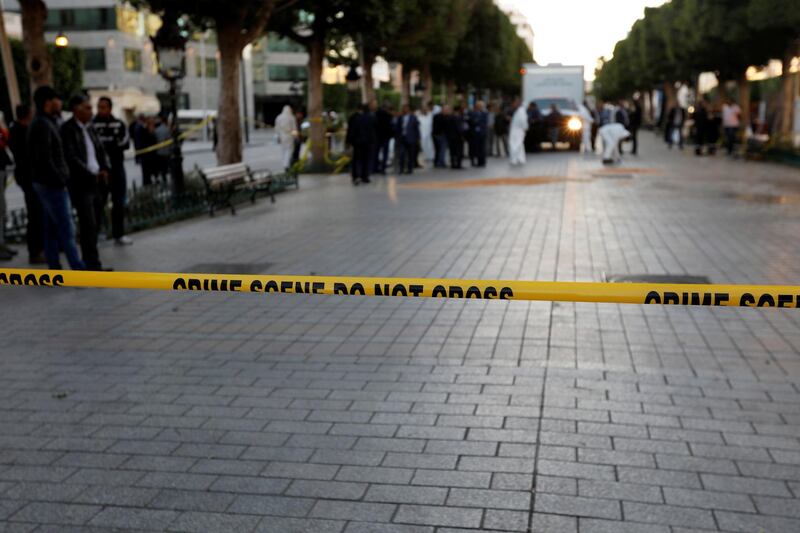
left=0, top=0, right=21, bottom=111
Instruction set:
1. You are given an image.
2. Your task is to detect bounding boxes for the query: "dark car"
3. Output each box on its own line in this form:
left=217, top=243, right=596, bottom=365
left=531, top=98, right=583, bottom=151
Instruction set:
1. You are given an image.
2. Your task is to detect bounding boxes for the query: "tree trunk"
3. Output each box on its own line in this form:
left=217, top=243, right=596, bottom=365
left=215, top=24, right=245, bottom=165
left=646, top=89, right=654, bottom=125
left=422, top=62, right=433, bottom=105
left=445, top=79, right=455, bottom=104
left=363, top=56, right=376, bottom=104
left=778, top=41, right=799, bottom=139
left=737, top=71, right=750, bottom=140
left=400, top=67, right=411, bottom=107
left=661, top=81, right=678, bottom=127
left=19, top=0, right=51, bottom=90
left=307, top=36, right=325, bottom=171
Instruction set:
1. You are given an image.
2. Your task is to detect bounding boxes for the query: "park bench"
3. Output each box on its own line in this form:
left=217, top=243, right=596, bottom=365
left=196, top=163, right=276, bottom=216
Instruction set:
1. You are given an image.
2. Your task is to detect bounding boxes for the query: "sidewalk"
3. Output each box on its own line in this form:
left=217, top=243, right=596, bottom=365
left=1, top=132, right=800, bottom=532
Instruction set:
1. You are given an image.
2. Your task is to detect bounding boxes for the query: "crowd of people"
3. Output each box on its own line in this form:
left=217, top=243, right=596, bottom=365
left=0, top=86, right=133, bottom=268
left=663, top=97, right=743, bottom=156
left=342, top=98, right=552, bottom=185
left=337, top=95, right=654, bottom=179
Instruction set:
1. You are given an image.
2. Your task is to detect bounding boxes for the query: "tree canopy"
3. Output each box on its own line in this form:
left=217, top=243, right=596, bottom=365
left=595, top=0, right=800, bottom=102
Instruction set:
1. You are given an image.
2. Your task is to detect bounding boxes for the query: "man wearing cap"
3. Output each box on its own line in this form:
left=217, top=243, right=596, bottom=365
left=27, top=86, right=86, bottom=270
left=61, top=94, right=111, bottom=271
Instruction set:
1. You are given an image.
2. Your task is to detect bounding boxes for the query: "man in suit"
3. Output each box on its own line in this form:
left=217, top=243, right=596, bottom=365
left=446, top=106, right=465, bottom=169
left=61, top=94, right=111, bottom=271
left=396, top=104, right=420, bottom=175
left=346, top=103, right=377, bottom=185
left=373, top=101, right=394, bottom=174
left=468, top=100, right=489, bottom=167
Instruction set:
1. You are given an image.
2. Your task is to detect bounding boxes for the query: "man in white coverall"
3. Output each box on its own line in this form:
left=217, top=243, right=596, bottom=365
left=509, top=97, right=528, bottom=166
left=599, top=122, right=630, bottom=165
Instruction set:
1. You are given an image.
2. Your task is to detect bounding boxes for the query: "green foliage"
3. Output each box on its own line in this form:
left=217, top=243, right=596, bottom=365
left=595, top=0, right=800, bottom=100
left=51, top=45, right=84, bottom=102
left=0, top=40, right=83, bottom=119
left=375, top=88, right=401, bottom=110
left=322, top=83, right=348, bottom=113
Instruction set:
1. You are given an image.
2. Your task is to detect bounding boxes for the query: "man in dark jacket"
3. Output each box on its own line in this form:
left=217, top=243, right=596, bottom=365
left=346, top=103, right=376, bottom=185
left=93, top=96, right=132, bottom=246
left=628, top=99, right=642, bottom=155
left=27, top=86, right=85, bottom=270
left=432, top=105, right=449, bottom=168
left=468, top=101, right=489, bottom=167
left=61, top=94, right=111, bottom=271
left=395, top=104, right=420, bottom=175
left=9, top=104, right=44, bottom=264
left=446, top=106, right=465, bottom=169
left=373, top=101, right=394, bottom=174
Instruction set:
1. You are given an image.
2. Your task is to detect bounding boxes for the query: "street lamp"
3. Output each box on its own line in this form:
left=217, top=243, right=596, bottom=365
left=289, top=78, right=301, bottom=107
left=152, top=10, right=187, bottom=195
left=54, top=32, right=69, bottom=48
left=345, top=64, right=360, bottom=91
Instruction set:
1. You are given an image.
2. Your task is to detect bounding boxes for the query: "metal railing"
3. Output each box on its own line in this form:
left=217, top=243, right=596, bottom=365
left=3, top=168, right=299, bottom=244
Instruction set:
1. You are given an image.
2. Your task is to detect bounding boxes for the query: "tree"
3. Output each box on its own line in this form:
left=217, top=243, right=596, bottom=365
left=0, top=40, right=82, bottom=118
left=269, top=0, right=385, bottom=171
left=748, top=0, right=800, bottom=138
left=18, top=0, right=51, bottom=89
left=444, top=0, right=526, bottom=99
left=130, top=0, right=287, bottom=165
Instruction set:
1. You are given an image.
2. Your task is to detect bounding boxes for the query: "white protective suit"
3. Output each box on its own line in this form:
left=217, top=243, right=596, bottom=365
left=578, top=103, right=594, bottom=154
left=598, top=123, right=630, bottom=163
left=419, top=110, right=435, bottom=161
left=275, top=105, right=297, bottom=170
left=509, top=106, right=528, bottom=165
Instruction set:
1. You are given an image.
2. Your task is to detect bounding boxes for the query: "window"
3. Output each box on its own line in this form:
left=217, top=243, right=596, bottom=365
left=266, top=33, right=305, bottom=53
left=124, top=49, right=142, bottom=72
left=253, top=64, right=265, bottom=83
left=45, top=8, right=116, bottom=31
left=268, top=65, right=308, bottom=82
left=195, top=57, right=218, bottom=78
left=205, top=58, right=218, bottom=78
left=83, top=48, right=106, bottom=71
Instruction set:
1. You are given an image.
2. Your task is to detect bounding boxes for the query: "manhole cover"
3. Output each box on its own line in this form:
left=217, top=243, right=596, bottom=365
left=183, top=263, right=273, bottom=274
left=605, top=274, right=711, bottom=284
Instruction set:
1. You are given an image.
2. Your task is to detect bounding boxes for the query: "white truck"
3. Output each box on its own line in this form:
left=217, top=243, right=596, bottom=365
left=522, top=64, right=585, bottom=150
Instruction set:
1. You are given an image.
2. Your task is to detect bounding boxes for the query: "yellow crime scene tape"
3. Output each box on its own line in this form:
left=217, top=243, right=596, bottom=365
left=134, top=115, right=216, bottom=157
left=1, top=269, right=799, bottom=308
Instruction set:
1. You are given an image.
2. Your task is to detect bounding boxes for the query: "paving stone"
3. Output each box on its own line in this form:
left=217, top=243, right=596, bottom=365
left=310, top=500, right=396, bottom=522
left=365, top=485, right=448, bottom=505
left=393, top=505, right=483, bottom=528
left=622, top=502, right=716, bottom=529
left=534, top=493, right=621, bottom=520
left=254, top=516, right=345, bottom=532
left=9, top=502, right=101, bottom=525
left=169, top=511, right=261, bottom=533
left=88, top=506, right=178, bottom=530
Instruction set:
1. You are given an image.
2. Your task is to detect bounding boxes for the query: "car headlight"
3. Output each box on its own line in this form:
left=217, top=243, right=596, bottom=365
left=567, top=117, right=582, bottom=131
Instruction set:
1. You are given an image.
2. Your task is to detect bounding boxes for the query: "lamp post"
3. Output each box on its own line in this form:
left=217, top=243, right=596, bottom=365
left=152, top=10, right=187, bottom=195
left=346, top=64, right=360, bottom=91
left=290, top=79, right=301, bottom=107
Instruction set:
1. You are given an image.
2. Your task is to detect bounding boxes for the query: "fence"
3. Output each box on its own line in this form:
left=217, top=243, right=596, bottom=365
left=3, top=168, right=298, bottom=243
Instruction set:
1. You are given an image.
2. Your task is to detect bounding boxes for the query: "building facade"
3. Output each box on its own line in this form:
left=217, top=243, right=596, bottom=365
left=6, top=1, right=313, bottom=126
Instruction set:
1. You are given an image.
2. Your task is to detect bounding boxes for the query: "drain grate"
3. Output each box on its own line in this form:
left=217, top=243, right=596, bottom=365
left=183, top=262, right=273, bottom=275
left=605, top=274, right=711, bottom=284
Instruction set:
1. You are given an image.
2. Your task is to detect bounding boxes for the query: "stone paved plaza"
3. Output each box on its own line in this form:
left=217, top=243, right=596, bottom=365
left=2, top=133, right=800, bottom=532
